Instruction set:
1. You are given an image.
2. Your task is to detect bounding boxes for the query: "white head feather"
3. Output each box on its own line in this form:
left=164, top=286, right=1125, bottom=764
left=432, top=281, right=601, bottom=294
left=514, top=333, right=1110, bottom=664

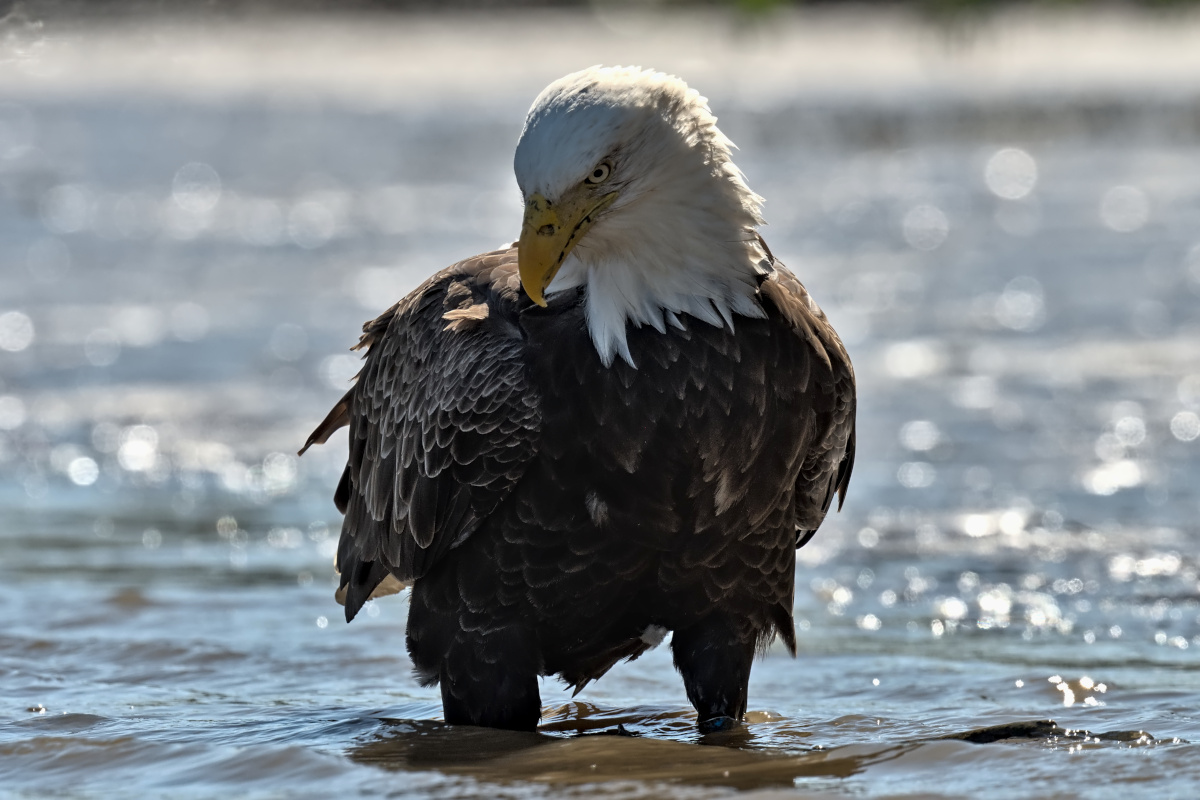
left=514, top=66, right=770, bottom=368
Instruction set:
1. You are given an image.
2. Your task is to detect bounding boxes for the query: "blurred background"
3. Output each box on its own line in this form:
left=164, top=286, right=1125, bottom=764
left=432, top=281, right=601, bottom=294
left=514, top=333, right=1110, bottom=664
left=2, top=2, right=1200, bottom=798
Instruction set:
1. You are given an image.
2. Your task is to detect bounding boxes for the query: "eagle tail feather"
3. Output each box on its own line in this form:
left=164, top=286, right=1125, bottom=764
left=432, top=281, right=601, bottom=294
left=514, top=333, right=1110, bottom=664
left=769, top=602, right=798, bottom=657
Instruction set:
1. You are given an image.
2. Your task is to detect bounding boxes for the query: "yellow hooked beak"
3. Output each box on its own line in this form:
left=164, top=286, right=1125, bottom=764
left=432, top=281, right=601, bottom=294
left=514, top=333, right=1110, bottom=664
left=518, top=189, right=618, bottom=307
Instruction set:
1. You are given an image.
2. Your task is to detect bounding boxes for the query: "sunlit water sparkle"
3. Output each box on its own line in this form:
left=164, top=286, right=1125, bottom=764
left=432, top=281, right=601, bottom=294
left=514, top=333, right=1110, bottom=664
left=2, top=15, right=1200, bottom=800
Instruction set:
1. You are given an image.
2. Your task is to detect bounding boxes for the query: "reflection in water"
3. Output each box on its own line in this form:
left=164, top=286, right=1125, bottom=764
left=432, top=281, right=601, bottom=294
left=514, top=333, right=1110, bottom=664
left=3, top=11, right=1200, bottom=800
left=537, top=702, right=700, bottom=740
left=349, top=714, right=1167, bottom=792
left=350, top=718, right=901, bottom=790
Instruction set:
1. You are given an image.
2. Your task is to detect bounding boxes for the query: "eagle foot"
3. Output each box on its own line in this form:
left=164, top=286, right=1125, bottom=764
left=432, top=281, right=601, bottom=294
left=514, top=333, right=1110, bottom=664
left=697, top=715, right=740, bottom=735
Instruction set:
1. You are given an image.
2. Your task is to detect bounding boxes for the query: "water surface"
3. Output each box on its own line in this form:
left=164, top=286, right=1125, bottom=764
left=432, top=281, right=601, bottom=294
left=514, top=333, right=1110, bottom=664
left=1, top=13, right=1199, bottom=799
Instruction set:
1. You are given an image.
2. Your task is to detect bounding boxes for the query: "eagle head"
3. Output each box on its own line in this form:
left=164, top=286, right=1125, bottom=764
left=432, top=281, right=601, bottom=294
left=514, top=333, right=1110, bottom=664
left=513, top=66, right=769, bottom=368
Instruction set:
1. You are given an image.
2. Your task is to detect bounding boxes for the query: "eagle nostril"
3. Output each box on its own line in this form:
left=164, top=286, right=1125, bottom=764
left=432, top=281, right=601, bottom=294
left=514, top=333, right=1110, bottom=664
left=537, top=224, right=556, bottom=236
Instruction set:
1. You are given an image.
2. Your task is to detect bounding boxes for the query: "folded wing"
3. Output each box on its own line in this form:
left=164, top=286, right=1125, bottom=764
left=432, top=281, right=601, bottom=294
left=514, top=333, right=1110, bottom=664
left=302, top=249, right=540, bottom=621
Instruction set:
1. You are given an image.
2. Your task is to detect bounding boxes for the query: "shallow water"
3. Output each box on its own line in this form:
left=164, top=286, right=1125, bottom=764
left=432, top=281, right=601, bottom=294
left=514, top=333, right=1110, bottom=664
left=2, top=12, right=1200, bottom=800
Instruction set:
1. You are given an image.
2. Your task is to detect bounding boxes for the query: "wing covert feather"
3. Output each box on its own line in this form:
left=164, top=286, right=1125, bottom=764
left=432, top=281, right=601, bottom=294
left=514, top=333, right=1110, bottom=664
left=759, top=262, right=857, bottom=545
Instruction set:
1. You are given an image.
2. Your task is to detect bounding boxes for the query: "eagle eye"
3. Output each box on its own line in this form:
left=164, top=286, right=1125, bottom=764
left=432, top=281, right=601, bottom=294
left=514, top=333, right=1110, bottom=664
left=585, top=163, right=611, bottom=185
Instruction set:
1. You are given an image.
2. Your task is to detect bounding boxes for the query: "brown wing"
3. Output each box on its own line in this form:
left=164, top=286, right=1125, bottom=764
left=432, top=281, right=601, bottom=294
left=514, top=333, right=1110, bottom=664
left=301, top=248, right=541, bottom=621
left=759, top=260, right=857, bottom=548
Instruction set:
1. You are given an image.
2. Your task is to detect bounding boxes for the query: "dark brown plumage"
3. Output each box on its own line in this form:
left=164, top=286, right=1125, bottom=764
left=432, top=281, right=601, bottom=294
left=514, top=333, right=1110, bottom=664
left=302, top=245, right=856, bottom=732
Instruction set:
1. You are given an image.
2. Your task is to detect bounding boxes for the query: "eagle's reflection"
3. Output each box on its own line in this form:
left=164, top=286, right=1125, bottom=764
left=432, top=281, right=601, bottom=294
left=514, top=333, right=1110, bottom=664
left=348, top=714, right=902, bottom=790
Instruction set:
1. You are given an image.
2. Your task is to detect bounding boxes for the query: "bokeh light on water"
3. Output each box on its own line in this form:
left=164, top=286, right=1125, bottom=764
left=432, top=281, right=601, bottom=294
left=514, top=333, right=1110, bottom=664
left=1, top=7, right=1200, bottom=800
left=984, top=147, right=1038, bottom=200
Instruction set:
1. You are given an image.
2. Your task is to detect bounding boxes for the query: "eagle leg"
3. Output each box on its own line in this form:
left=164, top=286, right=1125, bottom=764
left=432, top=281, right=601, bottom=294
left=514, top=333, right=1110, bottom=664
left=438, top=656, right=541, bottom=732
left=408, top=581, right=542, bottom=732
left=670, top=614, right=758, bottom=732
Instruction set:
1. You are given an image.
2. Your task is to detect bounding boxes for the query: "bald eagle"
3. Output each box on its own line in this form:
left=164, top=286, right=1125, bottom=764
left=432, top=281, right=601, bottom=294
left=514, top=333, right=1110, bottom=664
left=301, top=66, right=856, bottom=733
